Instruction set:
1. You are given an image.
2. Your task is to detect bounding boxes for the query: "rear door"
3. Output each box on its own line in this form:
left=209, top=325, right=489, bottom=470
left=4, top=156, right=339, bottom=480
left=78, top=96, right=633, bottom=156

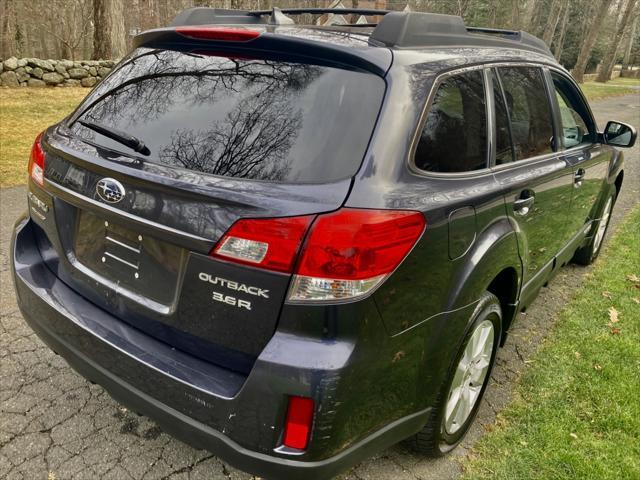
left=39, top=46, right=386, bottom=372
left=489, top=66, right=574, bottom=293
left=547, top=70, right=612, bottom=238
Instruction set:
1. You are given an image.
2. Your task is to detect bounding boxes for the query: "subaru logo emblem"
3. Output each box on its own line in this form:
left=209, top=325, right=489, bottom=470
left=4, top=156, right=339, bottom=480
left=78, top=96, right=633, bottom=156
left=96, top=178, right=126, bottom=204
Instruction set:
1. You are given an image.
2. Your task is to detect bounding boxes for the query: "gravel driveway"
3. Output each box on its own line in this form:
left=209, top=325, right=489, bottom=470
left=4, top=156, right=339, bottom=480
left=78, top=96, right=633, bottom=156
left=1, top=94, right=638, bottom=480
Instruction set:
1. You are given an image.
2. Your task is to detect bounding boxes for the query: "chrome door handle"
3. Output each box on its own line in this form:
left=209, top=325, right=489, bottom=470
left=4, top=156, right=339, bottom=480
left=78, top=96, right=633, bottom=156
left=514, top=195, right=535, bottom=216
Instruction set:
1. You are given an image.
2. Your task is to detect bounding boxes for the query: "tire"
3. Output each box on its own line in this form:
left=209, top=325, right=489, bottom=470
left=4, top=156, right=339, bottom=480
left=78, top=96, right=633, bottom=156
left=407, top=292, right=502, bottom=456
left=572, top=186, right=616, bottom=266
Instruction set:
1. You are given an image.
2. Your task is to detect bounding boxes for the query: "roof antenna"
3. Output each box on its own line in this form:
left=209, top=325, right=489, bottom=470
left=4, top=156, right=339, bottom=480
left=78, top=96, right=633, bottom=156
left=269, top=7, right=295, bottom=25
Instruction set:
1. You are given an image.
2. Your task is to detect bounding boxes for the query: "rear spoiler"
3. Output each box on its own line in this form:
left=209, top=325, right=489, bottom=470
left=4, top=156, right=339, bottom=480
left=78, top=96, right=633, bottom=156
left=132, top=26, right=393, bottom=77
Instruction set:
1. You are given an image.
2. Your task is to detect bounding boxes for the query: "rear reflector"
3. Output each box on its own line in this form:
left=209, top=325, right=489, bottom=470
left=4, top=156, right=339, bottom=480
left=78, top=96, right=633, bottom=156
left=212, top=216, right=314, bottom=273
left=28, top=132, right=45, bottom=186
left=176, top=26, right=261, bottom=42
left=283, top=396, right=314, bottom=450
left=211, top=208, right=425, bottom=302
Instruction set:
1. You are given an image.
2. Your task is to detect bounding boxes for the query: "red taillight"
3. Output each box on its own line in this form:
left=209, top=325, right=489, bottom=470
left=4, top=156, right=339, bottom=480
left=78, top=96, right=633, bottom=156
left=28, top=132, right=45, bottom=186
left=283, top=396, right=314, bottom=450
left=297, top=209, right=426, bottom=280
left=289, top=209, right=426, bottom=302
left=176, top=26, right=261, bottom=42
left=212, top=216, right=315, bottom=273
left=211, top=208, right=425, bottom=301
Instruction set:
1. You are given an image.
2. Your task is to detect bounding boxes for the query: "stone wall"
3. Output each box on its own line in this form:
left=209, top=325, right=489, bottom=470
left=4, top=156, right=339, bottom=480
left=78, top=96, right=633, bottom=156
left=620, top=69, right=640, bottom=79
left=0, top=57, right=115, bottom=88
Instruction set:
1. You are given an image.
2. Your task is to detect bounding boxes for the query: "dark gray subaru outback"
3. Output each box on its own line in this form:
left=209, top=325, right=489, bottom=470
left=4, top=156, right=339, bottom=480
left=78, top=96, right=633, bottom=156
left=11, top=7, right=637, bottom=480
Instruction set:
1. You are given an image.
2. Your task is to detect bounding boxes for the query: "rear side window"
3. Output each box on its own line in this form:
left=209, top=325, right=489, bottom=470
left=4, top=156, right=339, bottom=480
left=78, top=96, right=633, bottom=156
left=414, top=70, right=487, bottom=173
left=496, top=67, right=554, bottom=160
left=70, top=48, right=385, bottom=183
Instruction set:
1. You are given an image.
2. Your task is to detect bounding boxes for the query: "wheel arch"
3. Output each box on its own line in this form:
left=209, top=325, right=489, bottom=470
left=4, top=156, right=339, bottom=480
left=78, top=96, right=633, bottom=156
left=486, top=267, right=519, bottom=344
left=445, top=217, right=522, bottom=338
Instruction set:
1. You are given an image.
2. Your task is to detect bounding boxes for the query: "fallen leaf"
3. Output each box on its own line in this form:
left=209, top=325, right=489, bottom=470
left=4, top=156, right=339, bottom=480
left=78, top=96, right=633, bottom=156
left=626, top=274, right=640, bottom=283
left=593, top=364, right=602, bottom=371
left=392, top=351, right=405, bottom=363
left=570, top=433, right=578, bottom=439
left=632, top=298, right=640, bottom=304
left=611, top=327, right=621, bottom=335
left=602, top=291, right=613, bottom=299
left=574, top=351, right=582, bottom=359
left=608, top=306, right=620, bottom=323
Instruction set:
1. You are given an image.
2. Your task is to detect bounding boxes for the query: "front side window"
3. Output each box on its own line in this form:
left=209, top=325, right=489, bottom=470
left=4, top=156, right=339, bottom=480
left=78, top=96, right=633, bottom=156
left=551, top=72, right=595, bottom=149
left=497, top=67, right=554, bottom=160
left=414, top=70, right=487, bottom=173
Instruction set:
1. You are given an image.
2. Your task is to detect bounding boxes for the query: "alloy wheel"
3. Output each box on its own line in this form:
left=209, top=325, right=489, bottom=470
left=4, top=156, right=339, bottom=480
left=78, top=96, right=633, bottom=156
left=444, top=319, right=495, bottom=435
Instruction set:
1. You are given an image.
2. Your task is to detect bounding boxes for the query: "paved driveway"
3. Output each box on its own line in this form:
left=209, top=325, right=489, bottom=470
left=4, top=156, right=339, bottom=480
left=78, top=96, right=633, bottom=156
left=1, top=95, right=638, bottom=480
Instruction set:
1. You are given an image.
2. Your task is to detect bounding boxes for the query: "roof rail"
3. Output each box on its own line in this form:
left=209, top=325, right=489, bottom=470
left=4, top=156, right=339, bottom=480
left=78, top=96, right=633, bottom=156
left=370, top=12, right=553, bottom=57
left=168, top=8, right=553, bottom=58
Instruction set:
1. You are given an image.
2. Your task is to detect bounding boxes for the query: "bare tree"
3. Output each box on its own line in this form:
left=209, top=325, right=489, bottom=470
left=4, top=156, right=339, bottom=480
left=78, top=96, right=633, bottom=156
left=25, top=0, right=92, bottom=60
left=596, top=0, right=638, bottom=81
left=554, top=0, right=571, bottom=59
left=524, top=0, right=543, bottom=35
left=572, top=0, right=614, bottom=83
left=541, top=0, right=563, bottom=45
left=621, top=13, right=638, bottom=70
left=1, top=1, right=13, bottom=58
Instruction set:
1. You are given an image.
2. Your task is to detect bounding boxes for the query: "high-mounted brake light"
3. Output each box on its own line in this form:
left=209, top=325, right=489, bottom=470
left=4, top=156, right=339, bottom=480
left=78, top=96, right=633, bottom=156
left=175, top=26, right=261, bottom=42
left=212, top=216, right=314, bottom=274
left=282, top=396, right=314, bottom=450
left=289, top=209, right=426, bottom=302
left=28, top=132, right=45, bottom=186
left=212, top=208, right=425, bottom=302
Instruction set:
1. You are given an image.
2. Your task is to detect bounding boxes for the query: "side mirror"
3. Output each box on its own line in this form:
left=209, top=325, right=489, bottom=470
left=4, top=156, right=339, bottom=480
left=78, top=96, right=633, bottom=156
left=603, top=121, right=637, bottom=148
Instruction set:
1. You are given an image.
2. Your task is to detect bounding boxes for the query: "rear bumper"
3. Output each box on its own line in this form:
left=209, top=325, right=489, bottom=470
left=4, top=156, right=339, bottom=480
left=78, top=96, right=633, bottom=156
left=11, top=215, right=431, bottom=480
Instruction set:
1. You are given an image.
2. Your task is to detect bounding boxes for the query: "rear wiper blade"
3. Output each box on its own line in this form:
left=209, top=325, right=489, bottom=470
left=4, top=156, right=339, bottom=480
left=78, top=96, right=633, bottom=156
left=79, top=120, right=151, bottom=156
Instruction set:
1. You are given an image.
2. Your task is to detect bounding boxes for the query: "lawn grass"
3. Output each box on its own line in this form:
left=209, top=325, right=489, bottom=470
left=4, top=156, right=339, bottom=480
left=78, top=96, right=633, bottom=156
left=580, top=80, right=639, bottom=101
left=462, top=206, right=640, bottom=480
left=0, top=87, right=88, bottom=187
left=605, top=76, right=640, bottom=86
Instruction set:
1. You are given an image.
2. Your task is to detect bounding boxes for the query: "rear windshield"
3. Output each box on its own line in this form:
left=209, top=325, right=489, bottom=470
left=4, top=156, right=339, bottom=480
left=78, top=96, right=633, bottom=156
left=70, top=47, right=385, bottom=183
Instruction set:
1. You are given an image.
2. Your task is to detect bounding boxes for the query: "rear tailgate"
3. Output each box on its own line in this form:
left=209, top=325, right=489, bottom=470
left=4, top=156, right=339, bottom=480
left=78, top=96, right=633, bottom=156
left=34, top=38, right=387, bottom=373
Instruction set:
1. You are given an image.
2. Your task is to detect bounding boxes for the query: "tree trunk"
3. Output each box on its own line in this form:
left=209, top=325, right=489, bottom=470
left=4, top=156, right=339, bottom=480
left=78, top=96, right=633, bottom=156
left=1, top=0, right=16, bottom=58
left=596, top=0, right=637, bottom=82
left=93, top=0, right=127, bottom=60
left=542, top=0, right=562, bottom=45
left=93, top=0, right=111, bottom=59
left=111, top=0, right=127, bottom=58
left=554, top=0, right=570, bottom=60
left=621, top=11, right=638, bottom=70
left=488, top=0, right=498, bottom=28
left=525, top=0, right=544, bottom=35
left=572, top=0, right=614, bottom=83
